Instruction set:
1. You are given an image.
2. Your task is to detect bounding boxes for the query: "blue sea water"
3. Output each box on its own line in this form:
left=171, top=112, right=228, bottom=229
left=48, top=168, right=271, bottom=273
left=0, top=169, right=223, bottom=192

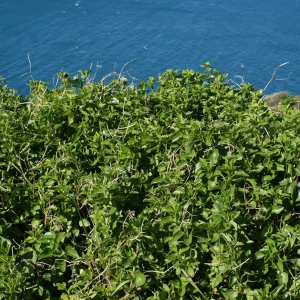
left=1, top=0, right=300, bottom=96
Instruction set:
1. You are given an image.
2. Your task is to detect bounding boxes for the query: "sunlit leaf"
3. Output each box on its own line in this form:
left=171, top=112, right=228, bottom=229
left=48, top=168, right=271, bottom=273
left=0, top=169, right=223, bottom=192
left=226, top=290, right=239, bottom=298
left=277, top=272, right=288, bottom=285
left=271, top=205, right=284, bottom=214
left=65, top=246, right=80, bottom=258
left=255, top=251, right=264, bottom=259
left=133, top=271, right=146, bottom=287
left=42, top=231, right=56, bottom=239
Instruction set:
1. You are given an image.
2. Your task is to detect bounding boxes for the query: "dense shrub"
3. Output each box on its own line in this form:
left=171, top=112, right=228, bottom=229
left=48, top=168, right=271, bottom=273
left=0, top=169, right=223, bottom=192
left=1, top=63, right=300, bottom=299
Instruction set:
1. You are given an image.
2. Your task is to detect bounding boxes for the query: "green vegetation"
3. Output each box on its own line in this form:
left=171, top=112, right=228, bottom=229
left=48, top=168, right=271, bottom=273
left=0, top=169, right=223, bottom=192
left=1, top=62, right=300, bottom=299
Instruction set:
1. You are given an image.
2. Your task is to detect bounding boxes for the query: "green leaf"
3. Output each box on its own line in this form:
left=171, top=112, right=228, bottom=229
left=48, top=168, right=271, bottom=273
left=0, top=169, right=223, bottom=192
left=38, top=249, right=53, bottom=259
left=263, top=175, right=273, bottom=181
left=228, top=275, right=237, bottom=287
left=21, top=247, right=37, bottom=262
left=271, top=205, right=284, bottom=214
left=276, top=259, right=284, bottom=272
left=38, top=285, right=44, bottom=296
left=185, top=137, right=194, bottom=155
left=55, top=232, right=65, bottom=246
left=121, top=145, right=130, bottom=154
left=152, top=177, right=164, bottom=184
left=205, top=136, right=212, bottom=146
left=162, top=283, right=170, bottom=292
left=226, top=290, right=239, bottom=298
left=212, top=233, right=220, bottom=242
left=186, top=266, right=194, bottom=278
left=56, top=260, right=66, bottom=272
left=211, top=275, right=223, bottom=288
left=277, top=272, right=288, bottom=285
left=161, top=205, right=174, bottom=213
left=133, top=271, right=146, bottom=287
left=42, top=231, right=56, bottom=239
left=65, top=246, right=80, bottom=258
left=173, top=187, right=185, bottom=195
left=170, top=231, right=184, bottom=246
left=111, top=280, right=131, bottom=296
left=160, top=216, right=173, bottom=225
left=79, top=218, right=90, bottom=227
left=61, top=293, right=69, bottom=300
left=234, top=171, right=249, bottom=177
left=255, top=251, right=264, bottom=259
left=31, top=219, right=40, bottom=228
left=209, top=149, right=219, bottom=165
left=172, top=132, right=183, bottom=142
left=56, top=282, right=67, bottom=290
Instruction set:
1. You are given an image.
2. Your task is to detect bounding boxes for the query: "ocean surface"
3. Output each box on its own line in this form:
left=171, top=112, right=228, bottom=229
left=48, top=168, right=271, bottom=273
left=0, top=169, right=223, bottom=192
left=1, top=1, right=300, bottom=96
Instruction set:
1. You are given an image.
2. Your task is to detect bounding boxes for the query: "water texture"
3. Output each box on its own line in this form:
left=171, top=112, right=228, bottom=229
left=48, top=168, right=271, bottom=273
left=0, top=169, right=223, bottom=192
left=0, top=0, right=299, bottom=96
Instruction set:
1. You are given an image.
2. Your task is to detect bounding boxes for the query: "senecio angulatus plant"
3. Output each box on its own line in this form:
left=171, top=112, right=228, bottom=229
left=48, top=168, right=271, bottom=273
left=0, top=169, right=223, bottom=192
left=1, top=62, right=300, bottom=299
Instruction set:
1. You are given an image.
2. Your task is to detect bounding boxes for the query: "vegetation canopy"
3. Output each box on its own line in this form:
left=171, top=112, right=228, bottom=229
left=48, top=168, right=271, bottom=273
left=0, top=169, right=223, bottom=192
left=1, top=62, right=300, bottom=299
